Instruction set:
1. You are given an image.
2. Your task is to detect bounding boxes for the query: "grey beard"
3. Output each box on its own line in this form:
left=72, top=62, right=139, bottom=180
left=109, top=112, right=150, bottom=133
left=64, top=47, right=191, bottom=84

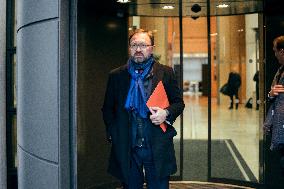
left=131, top=55, right=151, bottom=64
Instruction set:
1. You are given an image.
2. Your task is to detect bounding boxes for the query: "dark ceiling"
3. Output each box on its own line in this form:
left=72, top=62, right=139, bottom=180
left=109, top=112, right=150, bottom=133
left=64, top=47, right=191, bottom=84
left=126, top=0, right=263, bottom=17
left=81, top=0, right=284, bottom=18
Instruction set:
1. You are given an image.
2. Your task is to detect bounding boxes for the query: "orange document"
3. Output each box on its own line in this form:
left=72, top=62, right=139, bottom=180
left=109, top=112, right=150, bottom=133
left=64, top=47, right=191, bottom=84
left=146, top=81, right=169, bottom=132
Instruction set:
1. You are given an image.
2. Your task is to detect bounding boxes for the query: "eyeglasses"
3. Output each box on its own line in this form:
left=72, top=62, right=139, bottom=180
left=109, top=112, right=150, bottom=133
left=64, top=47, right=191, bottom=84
left=129, top=44, right=152, bottom=50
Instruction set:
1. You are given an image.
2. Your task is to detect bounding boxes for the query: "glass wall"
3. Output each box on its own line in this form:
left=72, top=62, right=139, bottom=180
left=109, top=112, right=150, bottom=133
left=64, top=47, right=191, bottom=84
left=127, top=2, right=264, bottom=186
left=211, top=14, right=262, bottom=183
left=181, top=16, right=209, bottom=181
left=77, top=0, right=264, bottom=187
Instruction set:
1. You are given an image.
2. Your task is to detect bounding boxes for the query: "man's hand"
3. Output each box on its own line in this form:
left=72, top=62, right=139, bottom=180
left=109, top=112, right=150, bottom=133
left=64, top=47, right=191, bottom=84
left=149, top=107, right=167, bottom=125
left=270, top=84, right=284, bottom=97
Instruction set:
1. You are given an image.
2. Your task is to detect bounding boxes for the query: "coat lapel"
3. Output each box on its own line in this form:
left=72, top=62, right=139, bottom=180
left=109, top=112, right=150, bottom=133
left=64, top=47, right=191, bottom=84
left=121, top=65, right=131, bottom=99
left=151, top=62, right=164, bottom=95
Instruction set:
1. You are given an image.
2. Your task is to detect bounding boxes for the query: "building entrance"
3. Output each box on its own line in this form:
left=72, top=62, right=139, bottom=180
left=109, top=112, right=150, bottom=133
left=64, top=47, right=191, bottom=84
left=77, top=0, right=264, bottom=188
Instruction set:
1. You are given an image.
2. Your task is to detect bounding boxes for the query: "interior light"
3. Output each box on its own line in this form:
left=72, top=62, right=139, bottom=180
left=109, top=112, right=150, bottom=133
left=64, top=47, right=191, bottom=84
left=107, top=23, right=118, bottom=29
left=210, top=33, right=218, bottom=36
left=162, top=5, right=174, bottom=10
left=117, top=0, right=130, bottom=3
left=216, top=4, right=229, bottom=8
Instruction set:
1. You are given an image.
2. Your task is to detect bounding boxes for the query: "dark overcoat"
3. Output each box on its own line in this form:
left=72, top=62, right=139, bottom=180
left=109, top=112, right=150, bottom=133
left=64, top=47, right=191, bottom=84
left=102, top=61, right=184, bottom=183
left=227, top=72, right=241, bottom=95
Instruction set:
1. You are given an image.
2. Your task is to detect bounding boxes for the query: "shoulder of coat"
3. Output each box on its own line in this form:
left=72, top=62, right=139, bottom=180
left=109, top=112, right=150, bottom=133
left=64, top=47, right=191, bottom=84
left=110, top=64, right=128, bottom=75
left=154, top=61, right=172, bottom=72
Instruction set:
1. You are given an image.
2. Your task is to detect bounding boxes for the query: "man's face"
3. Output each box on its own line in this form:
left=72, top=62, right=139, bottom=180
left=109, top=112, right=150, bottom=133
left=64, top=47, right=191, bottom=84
left=274, top=45, right=284, bottom=65
left=129, top=33, right=154, bottom=63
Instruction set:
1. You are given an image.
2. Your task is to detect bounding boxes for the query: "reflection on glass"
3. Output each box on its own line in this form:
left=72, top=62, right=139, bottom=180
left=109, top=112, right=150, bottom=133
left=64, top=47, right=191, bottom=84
left=13, top=54, right=17, bottom=107
left=181, top=17, right=209, bottom=181
left=12, top=115, right=18, bottom=168
left=211, top=14, right=261, bottom=182
left=168, top=17, right=182, bottom=178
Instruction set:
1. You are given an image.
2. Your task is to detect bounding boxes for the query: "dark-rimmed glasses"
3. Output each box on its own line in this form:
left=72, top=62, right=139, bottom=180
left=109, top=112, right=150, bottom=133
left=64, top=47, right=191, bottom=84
left=129, top=44, right=152, bottom=50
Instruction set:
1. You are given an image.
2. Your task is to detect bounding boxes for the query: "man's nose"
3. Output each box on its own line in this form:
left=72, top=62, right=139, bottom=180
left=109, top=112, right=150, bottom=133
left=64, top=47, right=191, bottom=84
left=136, top=45, right=142, bottom=51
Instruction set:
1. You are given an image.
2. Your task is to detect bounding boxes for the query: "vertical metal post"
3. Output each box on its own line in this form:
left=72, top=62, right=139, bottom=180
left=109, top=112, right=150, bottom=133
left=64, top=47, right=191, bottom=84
left=179, top=0, right=184, bottom=180
left=70, top=0, right=77, bottom=188
left=207, top=0, right=212, bottom=181
left=6, top=0, right=16, bottom=188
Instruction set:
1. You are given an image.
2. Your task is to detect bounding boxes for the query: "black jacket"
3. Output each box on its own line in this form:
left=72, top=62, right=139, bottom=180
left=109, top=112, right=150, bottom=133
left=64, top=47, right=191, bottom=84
left=227, top=72, right=241, bottom=95
left=102, top=61, right=184, bottom=183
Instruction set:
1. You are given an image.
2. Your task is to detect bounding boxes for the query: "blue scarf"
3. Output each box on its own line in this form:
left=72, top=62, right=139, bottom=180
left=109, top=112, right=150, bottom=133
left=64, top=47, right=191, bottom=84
left=125, top=57, right=154, bottom=118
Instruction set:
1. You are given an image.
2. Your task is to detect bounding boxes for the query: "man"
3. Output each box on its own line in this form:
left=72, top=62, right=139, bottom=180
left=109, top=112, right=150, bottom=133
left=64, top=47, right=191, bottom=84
left=102, top=29, right=184, bottom=189
left=265, top=35, right=284, bottom=174
left=253, top=71, right=259, bottom=110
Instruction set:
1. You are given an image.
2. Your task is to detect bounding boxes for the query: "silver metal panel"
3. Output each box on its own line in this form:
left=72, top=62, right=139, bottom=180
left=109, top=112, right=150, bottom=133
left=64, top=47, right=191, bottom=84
left=17, top=0, right=58, bottom=29
left=0, top=0, right=7, bottom=188
left=17, top=20, right=59, bottom=163
left=18, top=148, right=58, bottom=189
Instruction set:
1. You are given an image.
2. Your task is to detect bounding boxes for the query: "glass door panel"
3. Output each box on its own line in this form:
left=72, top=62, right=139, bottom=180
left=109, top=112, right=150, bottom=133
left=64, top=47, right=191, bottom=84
left=210, top=13, right=261, bottom=183
left=167, top=17, right=183, bottom=179
left=127, top=0, right=264, bottom=186
left=181, top=16, right=209, bottom=181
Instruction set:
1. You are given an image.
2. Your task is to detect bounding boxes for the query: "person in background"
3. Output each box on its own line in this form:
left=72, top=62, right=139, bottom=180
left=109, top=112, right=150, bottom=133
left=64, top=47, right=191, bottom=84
left=102, top=29, right=184, bottom=189
left=265, top=35, right=284, bottom=175
left=227, top=71, right=241, bottom=109
left=253, top=70, right=260, bottom=110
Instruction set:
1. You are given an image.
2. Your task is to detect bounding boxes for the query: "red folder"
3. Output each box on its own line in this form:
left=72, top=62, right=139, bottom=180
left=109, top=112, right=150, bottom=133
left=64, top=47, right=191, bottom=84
left=146, top=81, right=169, bottom=132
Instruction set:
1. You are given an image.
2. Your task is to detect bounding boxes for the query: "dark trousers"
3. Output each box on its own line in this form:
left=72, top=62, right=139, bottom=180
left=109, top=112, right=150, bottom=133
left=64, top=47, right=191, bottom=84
left=229, top=92, right=239, bottom=109
left=256, top=85, right=259, bottom=110
left=123, top=147, right=169, bottom=189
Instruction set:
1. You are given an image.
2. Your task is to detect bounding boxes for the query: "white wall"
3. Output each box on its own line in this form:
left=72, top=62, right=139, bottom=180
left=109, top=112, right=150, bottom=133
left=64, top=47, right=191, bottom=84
left=245, top=14, right=259, bottom=100
left=173, top=55, right=207, bottom=83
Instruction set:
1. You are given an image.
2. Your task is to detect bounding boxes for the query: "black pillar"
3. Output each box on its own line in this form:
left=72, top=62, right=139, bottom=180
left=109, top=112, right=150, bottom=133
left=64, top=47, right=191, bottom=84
left=77, top=0, right=128, bottom=188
